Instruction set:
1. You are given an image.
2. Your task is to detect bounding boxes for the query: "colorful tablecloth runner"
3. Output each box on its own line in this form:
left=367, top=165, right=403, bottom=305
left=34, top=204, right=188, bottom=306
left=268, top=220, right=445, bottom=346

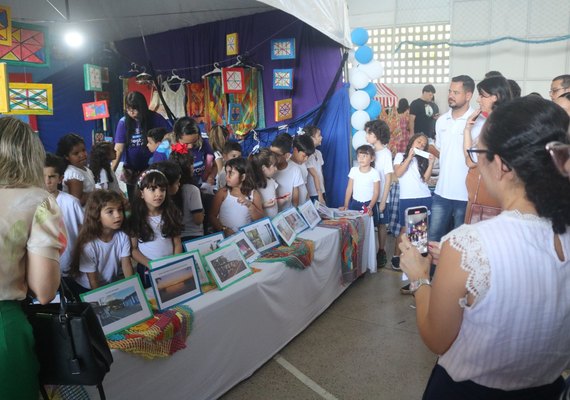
left=319, top=217, right=365, bottom=284
left=257, top=238, right=314, bottom=270
left=107, top=305, right=193, bottom=359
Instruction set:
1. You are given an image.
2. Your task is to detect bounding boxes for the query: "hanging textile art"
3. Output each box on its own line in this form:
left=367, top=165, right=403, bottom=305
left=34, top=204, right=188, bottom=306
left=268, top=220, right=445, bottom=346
left=204, top=74, right=227, bottom=131
left=0, top=22, right=49, bottom=67
left=186, top=82, right=205, bottom=122
left=6, top=82, right=53, bottom=115
left=271, top=38, right=295, bottom=60
left=226, top=33, right=238, bottom=56
left=222, top=67, right=246, bottom=94
left=0, top=5, right=12, bottom=46
left=273, top=69, right=293, bottom=90
left=84, top=64, right=103, bottom=91
left=274, top=98, right=292, bottom=122
left=228, top=68, right=259, bottom=133
left=228, top=103, right=243, bottom=124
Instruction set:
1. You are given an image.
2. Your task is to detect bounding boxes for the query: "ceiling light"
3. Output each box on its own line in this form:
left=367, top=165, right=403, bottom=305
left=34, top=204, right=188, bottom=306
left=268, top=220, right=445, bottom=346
left=64, top=31, right=84, bottom=48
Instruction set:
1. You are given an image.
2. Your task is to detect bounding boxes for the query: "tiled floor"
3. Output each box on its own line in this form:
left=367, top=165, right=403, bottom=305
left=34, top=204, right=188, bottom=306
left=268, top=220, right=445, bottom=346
left=221, top=262, right=437, bottom=400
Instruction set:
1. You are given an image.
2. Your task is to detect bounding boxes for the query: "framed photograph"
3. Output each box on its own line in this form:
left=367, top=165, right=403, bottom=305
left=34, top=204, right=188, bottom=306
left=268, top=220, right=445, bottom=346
left=204, top=243, right=252, bottom=290
left=219, top=231, right=261, bottom=264
left=281, top=207, right=308, bottom=234
left=149, top=251, right=209, bottom=285
left=298, top=200, right=321, bottom=229
left=240, top=217, right=280, bottom=253
left=271, top=212, right=297, bottom=246
left=183, top=232, right=224, bottom=255
left=80, top=275, right=153, bottom=337
left=149, top=254, right=202, bottom=311
left=314, top=200, right=335, bottom=219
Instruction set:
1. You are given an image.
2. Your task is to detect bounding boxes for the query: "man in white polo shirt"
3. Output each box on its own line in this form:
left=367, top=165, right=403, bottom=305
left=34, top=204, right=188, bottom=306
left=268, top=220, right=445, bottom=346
left=429, top=75, right=484, bottom=242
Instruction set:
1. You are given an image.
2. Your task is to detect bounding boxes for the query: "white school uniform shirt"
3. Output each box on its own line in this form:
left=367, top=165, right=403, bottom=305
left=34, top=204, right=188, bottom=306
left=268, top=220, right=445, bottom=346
left=95, top=168, right=122, bottom=195
left=434, top=108, right=484, bottom=201
left=273, top=160, right=304, bottom=211
left=77, top=231, right=131, bottom=289
left=306, top=150, right=325, bottom=197
left=393, top=153, right=432, bottom=200
left=63, top=165, right=96, bottom=197
left=181, top=183, right=204, bottom=237
left=138, top=214, right=175, bottom=261
left=374, top=147, right=394, bottom=204
left=258, top=178, right=279, bottom=217
left=55, top=191, right=84, bottom=276
left=348, top=167, right=380, bottom=202
left=296, top=162, right=309, bottom=204
left=219, top=190, right=253, bottom=232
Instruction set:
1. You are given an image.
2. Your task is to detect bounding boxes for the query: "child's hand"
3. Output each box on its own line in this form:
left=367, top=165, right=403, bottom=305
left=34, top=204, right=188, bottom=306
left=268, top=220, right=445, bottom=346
left=318, top=194, right=325, bottom=204
left=338, top=206, right=347, bottom=211
left=237, top=196, right=253, bottom=208
left=407, top=147, right=415, bottom=160
left=276, top=193, right=290, bottom=205
left=206, top=175, right=215, bottom=185
left=379, top=200, right=386, bottom=213
left=263, top=199, right=276, bottom=208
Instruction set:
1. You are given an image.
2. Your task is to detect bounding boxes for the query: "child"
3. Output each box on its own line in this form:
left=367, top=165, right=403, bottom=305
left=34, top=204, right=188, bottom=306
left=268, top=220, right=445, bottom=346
left=208, top=124, right=230, bottom=180
left=169, top=149, right=205, bottom=240
left=146, top=127, right=171, bottom=164
left=248, top=148, right=283, bottom=217
left=210, top=157, right=263, bottom=235
left=290, top=135, right=315, bottom=205
left=392, top=134, right=434, bottom=272
left=340, top=145, right=380, bottom=222
left=217, top=141, right=242, bottom=189
left=303, top=125, right=326, bottom=204
left=90, top=141, right=123, bottom=195
left=365, top=119, right=394, bottom=268
left=173, top=117, right=216, bottom=186
left=150, top=160, right=182, bottom=197
left=129, top=169, right=183, bottom=287
left=56, top=133, right=96, bottom=206
left=270, top=133, right=302, bottom=210
left=44, top=153, right=84, bottom=280
left=70, top=190, right=133, bottom=292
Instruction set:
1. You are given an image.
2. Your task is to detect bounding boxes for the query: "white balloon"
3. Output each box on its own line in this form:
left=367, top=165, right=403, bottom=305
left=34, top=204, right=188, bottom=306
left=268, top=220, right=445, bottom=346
left=358, top=60, right=384, bottom=80
left=348, top=85, right=357, bottom=97
left=348, top=49, right=356, bottom=64
left=348, top=69, right=369, bottom=89
left=351, top=110, right=370, bottom=131
left=350, top=90, right=371, bottom=110
left=351, top=130, right=368, bottom=150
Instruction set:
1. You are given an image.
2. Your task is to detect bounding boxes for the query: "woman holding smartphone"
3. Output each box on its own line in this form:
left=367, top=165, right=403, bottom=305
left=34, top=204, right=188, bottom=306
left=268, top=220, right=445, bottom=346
left=399, top=97, right=570, bottom=399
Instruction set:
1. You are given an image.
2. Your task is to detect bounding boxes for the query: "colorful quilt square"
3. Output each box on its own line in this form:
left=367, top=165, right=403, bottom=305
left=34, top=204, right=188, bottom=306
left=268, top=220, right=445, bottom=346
left=271, top=38, right=295, bottom=60
left=0, top=63, right=8, bottom=113
left=82, top=100, right=110, bottom=121
left=6, top=82, right=53, bottom=115
left=228, top=103, right=243, bottom=124
left=274, top=98, right=293, bottom=122
left=273, top=69, right=293, bottom=90
left=226, top=33, right=238, bottom=56
left=84, top=64, right=103, bottom=91
left=222, top=67, right=246, bottom=94
left=0, top=6, right=12, bottom=47
left=0, top=22, right=49, bottom=67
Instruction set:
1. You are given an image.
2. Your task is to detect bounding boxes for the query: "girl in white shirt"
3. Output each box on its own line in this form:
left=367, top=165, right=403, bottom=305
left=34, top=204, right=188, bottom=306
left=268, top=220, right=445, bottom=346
left=70, top=190, right=133, bottom=293
left=130, top=169, right=183, bottom=287
left=248, top=148, right=285, bottom=217
left=90, top=141, right=123, bottom=195
left=56, top=133, right=96, bottom=206
left=392, top=134, right=435, bottom=270
left=210, top=157, right=263, bottom=235
left=340, top=145, right=380, bottom=217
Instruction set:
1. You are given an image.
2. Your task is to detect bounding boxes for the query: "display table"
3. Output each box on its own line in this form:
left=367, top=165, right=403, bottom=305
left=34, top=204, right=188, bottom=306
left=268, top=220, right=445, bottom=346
left=88, top=216, right=376, bottom=400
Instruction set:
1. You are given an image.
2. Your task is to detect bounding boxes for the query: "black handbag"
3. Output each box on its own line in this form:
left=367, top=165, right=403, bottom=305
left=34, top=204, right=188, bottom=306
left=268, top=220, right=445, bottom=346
left=24, top=281, right=113, bottom=399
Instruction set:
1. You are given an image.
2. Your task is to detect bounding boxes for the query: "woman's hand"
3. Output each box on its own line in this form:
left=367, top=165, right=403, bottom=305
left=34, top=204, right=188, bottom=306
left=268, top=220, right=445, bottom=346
left=465, top=109, right=481, bottom=129
left=398, top=234, right=431, bottom=281
left=428, top=241, right=441, bottom=265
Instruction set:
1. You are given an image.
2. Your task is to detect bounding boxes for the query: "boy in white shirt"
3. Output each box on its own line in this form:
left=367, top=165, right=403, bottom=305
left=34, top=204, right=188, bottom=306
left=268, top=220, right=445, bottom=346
left=290, top=134, right=315, bottom=205
left=365, top=120, right=394, bottom=268
left=270, top=133, right=304, bottom=210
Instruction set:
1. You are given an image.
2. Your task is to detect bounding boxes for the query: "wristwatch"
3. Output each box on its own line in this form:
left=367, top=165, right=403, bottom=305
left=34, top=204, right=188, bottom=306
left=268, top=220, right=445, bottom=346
left=409, top=278, right=431, bottom=293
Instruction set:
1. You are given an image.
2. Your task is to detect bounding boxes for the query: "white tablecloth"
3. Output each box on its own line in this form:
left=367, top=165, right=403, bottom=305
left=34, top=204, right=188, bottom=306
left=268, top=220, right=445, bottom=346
left=89, top=217, right=376, bottom=400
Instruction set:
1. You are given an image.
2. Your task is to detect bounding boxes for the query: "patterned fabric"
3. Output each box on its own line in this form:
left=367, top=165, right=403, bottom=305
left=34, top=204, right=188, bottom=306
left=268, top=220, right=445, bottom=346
left=186, top=82, right=205, bottom=122
left=318, top=217, right=364, bottom=284
left=228, top=68, right=258, bottom=133
left=204, top=74, right=227, bottom=131
left=44, top=385, right=90, bottom=400
left=387, top=182, right=402, bottom=235
left=258, top=238, right=314, bottom=270
left=256, top=72, right=266, bottom=129
left=107, top=306, right=193, bottom=359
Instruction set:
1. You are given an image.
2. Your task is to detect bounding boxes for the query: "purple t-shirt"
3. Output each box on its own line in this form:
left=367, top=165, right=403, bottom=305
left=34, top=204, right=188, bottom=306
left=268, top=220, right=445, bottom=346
left=191, top=138, right=214, bottom=184
left=114, top=112, right=169, bottom=172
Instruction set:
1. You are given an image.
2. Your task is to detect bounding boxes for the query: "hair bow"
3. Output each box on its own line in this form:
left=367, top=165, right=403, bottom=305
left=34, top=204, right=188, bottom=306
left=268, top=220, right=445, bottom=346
left=171, top=142, right=189, bottom=154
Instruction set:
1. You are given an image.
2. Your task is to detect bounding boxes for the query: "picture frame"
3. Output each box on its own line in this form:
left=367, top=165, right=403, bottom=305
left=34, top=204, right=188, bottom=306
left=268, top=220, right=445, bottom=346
left=314, top=200, right=335, bottom=219
left=271, top=212, right=297, bottom=246
left=226, top=32, right=239, bottom=56
left=0, top=22, right=50, bottom=67
left=80, top=275, right=153, bottom=337
left=149, top=253, right=202, bottom=311
left=271, top=38, right=295, bottom=60
left=221, top=67, right=245, bottom=94
left=83, top=63, right=103, bottom=91
left=240, top=217, right=280, bottom=253
left=82, top=100, right=109, bottom=121
left=274, top=98, right=292, bottom=122
left=272, top=69, right=293, bottom=90
left=5, top=82, right=53, bottom=115
left=182, top=233, right=225, bottom=284
left=203, top=243, right=252, bottom=290
left=298, top=200, right=322, bottom=229
left=281, top=207, right=308, bottom=234
left=219, top=230, right=261, bottom=264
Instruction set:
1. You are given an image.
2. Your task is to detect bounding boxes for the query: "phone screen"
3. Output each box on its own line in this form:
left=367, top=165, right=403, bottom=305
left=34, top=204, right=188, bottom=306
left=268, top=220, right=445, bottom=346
left=405, top=206, right=429, bottom=255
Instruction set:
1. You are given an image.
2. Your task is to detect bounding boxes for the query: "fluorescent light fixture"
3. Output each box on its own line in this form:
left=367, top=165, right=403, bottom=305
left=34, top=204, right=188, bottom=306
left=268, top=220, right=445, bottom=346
left=64, top=30, right=84, bottom=48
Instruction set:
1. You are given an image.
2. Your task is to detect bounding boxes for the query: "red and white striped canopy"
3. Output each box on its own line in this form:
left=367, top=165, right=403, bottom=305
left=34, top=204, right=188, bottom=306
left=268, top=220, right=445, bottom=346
left=373, top=83, right=398, bottom=109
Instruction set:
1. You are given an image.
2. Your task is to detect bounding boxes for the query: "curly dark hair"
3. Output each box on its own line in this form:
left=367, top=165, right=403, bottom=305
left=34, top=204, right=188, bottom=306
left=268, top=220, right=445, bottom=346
left=129, top=170, right=182, bottom=241
left=90, top=142, right=114, bottom=184
left=56, top=133, right=85, bottom=167
left=225, top=157, right=254, bottom=196
left=481, top=96, right=570, bottom=233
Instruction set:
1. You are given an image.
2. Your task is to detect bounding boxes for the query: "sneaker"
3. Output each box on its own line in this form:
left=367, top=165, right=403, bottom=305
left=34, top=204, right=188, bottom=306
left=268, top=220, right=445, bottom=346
left=400, top=283, right=413, bottom=295
left=391, top=256, right=401, bottom=271
left=377, top=250, right=387, bottom=269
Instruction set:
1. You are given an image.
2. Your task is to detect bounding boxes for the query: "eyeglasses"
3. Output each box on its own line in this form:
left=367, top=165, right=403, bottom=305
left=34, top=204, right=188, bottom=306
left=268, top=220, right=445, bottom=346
left=466, top=147, right=492, bottom=164
left=549, top=87, right=566, bottom=94
left=546, top=141, right=570, bottom=177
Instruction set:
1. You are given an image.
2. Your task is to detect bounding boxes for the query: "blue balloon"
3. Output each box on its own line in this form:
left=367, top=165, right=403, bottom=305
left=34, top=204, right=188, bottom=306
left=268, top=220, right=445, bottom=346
left=365, top=100, right=382, bottom=119
left=355, top=46, right=373, bottom=64
left=351, top=28, right=369, bottom=46
left=362, top=82, right=377, bottom=98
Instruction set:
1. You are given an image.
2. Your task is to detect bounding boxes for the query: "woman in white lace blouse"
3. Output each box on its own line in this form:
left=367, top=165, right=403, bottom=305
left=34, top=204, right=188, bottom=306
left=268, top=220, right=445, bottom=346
left=399, top=96, right=570, bottom=399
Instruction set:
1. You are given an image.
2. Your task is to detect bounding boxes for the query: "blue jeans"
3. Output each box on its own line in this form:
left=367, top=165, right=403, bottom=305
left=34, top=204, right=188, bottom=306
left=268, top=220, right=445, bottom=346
left=428, top=194, right=467, bottom=242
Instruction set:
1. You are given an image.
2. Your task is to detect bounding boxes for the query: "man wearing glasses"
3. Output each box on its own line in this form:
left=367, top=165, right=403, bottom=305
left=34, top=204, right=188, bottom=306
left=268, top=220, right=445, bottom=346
left=549, top=75, right=570, bottom=101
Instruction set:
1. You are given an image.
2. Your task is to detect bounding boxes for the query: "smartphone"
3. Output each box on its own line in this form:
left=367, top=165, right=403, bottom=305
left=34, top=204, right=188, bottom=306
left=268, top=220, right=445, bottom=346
left=405, top=206, right=429, bottom=256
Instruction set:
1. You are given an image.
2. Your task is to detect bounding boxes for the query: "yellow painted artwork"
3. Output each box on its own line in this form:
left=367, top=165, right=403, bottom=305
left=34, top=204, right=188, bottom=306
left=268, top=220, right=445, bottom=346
left=0, top=6, right=11, bottom=47
left=0, top=63, right=8, bottom=112
left=226, top=33, right=238, bottom=56
left=5, top=82, right=53, bottom=115
left=274, top=98, right=293, bottom=122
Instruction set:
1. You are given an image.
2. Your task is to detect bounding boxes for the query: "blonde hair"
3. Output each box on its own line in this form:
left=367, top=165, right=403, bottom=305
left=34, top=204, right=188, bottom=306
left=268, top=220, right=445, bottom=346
left=0, top=117, right=45, bottom=187
left=208, top=125, right=229, bottom=153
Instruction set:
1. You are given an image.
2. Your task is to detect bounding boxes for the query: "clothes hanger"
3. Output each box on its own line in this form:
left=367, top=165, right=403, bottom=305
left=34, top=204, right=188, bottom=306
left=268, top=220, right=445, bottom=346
left=202, top=62, right=222, bottom=79
left=229, top=55, right=264, bottom=71
left=167, top=69, right=186, bottom=84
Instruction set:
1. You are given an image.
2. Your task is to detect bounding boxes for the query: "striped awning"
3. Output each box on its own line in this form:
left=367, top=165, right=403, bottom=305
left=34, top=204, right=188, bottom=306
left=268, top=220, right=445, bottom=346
left=373, top=83, right=398, bottom=109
